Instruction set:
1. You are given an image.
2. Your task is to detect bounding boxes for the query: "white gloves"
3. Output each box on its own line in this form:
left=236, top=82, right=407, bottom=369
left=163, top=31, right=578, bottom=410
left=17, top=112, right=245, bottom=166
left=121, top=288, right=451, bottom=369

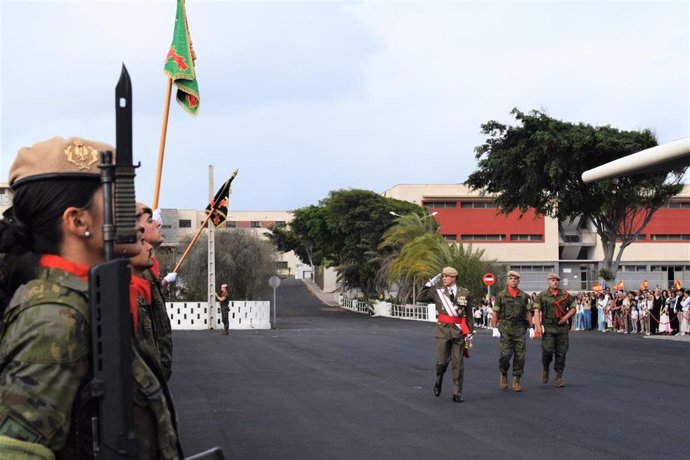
left=528, top=328, right=535, bottom=339
left=425, top=273, right=442, bottom=287
left=163, top=272, right=177, bottom=283
left=152, top=209, right=163, bottom=226
left=492, top=327, right=501, bottom=338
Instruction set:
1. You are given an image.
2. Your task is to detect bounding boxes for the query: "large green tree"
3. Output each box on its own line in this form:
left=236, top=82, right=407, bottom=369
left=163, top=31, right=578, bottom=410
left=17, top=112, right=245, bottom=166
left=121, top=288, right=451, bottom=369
left=271, top=189, right=423, bottom=297
left=465, top=108, right=685, bottom=280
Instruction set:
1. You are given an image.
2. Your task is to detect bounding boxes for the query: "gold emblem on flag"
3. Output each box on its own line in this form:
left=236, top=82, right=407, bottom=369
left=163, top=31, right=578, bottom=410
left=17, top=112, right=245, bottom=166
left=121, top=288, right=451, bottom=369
left=64, top=139, right=98, bottom=170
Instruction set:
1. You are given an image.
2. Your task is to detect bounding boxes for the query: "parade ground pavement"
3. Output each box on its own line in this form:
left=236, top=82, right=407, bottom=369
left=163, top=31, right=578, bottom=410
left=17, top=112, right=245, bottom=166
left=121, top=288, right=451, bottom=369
left=170, top=280, right=689, bottom=460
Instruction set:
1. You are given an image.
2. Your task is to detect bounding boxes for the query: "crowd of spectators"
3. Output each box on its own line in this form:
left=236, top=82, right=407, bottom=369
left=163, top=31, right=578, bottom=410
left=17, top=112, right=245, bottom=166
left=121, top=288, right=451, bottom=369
left=474, top=287, right=690, bottom=336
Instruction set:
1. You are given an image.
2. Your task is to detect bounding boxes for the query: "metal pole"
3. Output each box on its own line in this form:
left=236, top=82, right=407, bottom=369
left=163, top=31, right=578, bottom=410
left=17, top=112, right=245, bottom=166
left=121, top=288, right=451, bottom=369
left=272, top=286, right=277, bottom=327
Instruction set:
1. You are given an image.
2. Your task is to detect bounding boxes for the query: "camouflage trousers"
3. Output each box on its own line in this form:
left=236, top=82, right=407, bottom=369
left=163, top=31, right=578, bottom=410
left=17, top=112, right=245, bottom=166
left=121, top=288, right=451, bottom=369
left=541, top=328, right=570, bottom=372
left=498, top=323, right=527, bottom=376
left=220, top=305, right=229, bottom=330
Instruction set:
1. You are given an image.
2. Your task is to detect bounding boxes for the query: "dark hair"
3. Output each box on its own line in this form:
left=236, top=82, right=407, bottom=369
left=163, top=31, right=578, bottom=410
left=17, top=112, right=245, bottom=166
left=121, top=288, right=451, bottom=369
left=0, top=179, right=101, bottom=310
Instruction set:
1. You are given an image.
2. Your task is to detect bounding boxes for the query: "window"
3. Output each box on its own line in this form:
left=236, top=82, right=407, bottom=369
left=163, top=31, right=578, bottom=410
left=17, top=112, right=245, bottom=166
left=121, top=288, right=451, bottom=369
left=226, top=221, right=237, bottom=228
left=443, top=234, right=457, bottom=241
left=563, top=235, right=580, bottom=243
left=664, top=202, right=690, bottom=208
left=424, top=201, right=456, bottom=208
left=460, top=201, right=497, bottom=208
left=621, top=265, right=647, bottom=272
left=651, top=265, right=667, bottom=272
left=179, top=219, right=191, bottom=228
left=251, top=221, right=261, bottom=228
left=509, top=265, right=555, bottom=273
left=461, top=234, right=505, bottom=241
left=510, top=234, right=543, bottom=241
left=161, top=224, right=172, bottom=229
left=274, top=221, right=287, bottom=227
left=651, top=234, right=690, bottom=241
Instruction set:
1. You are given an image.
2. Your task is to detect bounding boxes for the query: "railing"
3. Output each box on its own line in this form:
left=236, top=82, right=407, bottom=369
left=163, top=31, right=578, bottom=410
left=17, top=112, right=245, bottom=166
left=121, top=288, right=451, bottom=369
left=339, top=295, right=436, bottom=322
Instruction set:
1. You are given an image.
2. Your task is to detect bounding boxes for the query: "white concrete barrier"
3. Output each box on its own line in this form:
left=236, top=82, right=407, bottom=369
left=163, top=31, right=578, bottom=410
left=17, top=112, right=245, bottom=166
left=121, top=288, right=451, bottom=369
left=338, top=295, right=437, bottom=323
left=167, top=301, right=271, bottom=330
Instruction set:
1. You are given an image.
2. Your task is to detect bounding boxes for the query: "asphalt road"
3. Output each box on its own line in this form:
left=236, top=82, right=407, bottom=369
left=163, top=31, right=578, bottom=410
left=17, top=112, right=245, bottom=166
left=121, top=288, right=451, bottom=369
left=170, top=280, right=690, bottom=460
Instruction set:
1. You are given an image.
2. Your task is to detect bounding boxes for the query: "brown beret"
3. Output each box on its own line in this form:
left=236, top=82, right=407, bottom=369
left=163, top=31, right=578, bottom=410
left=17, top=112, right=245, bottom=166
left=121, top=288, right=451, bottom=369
left=547, top=272, right=561, bottom=280
left=9, top=136, right=114, bottom=189
left=507, top=270, right=521, bottom=278
left=442, top=266, right=458, bottom=277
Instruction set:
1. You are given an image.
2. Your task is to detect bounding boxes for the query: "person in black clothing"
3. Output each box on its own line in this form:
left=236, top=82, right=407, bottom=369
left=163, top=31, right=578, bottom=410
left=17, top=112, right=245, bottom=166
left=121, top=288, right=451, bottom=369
left=651, top=288, right=663, bottom=334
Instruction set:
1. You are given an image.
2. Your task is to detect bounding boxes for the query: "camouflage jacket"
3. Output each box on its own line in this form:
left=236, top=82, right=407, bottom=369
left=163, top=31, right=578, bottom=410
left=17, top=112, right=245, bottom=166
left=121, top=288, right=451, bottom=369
left=493, top=289, right=531, bottom=327
left=0, top=266, right=182, bottom=459
left=143, top=269, right=173, bottom=381
left=534, top=288, right=575, bottom=331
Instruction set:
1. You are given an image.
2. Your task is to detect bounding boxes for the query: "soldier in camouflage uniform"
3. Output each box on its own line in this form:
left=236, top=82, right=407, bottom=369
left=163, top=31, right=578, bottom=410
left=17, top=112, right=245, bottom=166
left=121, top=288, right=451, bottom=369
left=0, top=137, right=183, bottom=458
left=214, top=284, right=230, bottom=335
left=533, top=272, right=576, bottom=387
left=418, top=266, right=475, bottom=403
left=491, top=270, right=532, bottom=392
left=137, top=204, right=175, bottom=380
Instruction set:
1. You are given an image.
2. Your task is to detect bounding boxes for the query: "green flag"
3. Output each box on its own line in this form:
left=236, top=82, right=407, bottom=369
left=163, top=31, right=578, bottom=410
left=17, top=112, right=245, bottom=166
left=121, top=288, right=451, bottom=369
left=164, top=0, right=200, bottom=115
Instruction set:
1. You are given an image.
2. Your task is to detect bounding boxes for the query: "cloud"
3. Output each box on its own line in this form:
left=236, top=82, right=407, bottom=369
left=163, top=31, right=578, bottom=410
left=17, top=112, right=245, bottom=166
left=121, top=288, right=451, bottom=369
left=2, top=1, right=688, bottom=210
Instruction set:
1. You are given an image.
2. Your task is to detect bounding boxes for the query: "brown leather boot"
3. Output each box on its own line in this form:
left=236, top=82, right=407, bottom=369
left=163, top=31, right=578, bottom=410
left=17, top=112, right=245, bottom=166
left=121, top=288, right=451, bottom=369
left=554, top=372, right=565, bottom=387
left=541, top=368, right=549, bottom=384
left=499, top=372, right=508, bottom=390
left=512, top=376, right=522, bottom=392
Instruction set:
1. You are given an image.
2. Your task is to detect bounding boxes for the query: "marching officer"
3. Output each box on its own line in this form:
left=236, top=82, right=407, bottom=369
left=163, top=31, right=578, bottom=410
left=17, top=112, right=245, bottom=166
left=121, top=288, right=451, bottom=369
left=533, top=272, right=576, bottom=387
left=491, top=270, right=532, bottom=392
left=418, top=266, right=475, bottom=403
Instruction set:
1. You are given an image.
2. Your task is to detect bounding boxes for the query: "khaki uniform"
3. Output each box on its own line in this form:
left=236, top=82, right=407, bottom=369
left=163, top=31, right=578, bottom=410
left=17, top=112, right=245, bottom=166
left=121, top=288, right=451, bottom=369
left=420, top=286, right=474, bottom=397
left=143, top=269, right=174, bottom=381
left=534, top=288, right=575, bottom=374
left=493, top=289, right=531, bottom=376
left=0, top=267, right=183, bottom=459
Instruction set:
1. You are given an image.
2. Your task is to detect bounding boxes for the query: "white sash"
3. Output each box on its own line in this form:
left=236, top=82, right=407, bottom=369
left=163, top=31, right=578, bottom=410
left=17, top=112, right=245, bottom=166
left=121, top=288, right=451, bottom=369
left=436, top=287, right=462, bottom=330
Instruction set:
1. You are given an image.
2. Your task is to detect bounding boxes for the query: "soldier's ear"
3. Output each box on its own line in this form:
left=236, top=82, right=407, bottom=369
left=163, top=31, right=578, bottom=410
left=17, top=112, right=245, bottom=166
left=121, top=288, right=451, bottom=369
left=62, top=206, right=92, bottom=238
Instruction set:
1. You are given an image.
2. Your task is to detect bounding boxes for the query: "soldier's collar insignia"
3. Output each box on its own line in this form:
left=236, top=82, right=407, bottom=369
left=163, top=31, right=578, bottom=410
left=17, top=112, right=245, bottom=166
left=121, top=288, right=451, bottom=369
left=64, top=139, right=99, bottom=171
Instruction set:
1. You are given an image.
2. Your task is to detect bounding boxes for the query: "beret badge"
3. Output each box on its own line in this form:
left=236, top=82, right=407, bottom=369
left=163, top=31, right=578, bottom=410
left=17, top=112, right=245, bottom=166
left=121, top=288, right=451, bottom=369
left=64, top=139, right=99, bottom=171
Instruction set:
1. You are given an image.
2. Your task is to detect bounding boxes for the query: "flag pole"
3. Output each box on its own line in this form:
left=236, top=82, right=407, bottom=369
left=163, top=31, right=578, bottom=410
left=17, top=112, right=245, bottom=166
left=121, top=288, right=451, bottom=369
left=153, top=78, right=173, bottom=209
left=173, top=210, right=214, bottom=273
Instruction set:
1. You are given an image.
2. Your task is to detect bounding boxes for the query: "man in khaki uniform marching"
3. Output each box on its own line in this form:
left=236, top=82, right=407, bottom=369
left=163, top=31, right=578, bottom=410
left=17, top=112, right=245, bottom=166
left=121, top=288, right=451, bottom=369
left=491, top=270, right=532, bottom=392
left=418, top=266, right=475, bottom=403
left=533, top=272, right=576, bottom=387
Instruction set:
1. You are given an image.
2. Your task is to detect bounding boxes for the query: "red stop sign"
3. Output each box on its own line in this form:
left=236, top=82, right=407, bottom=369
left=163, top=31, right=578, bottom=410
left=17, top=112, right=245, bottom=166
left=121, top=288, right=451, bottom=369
left=482, top=273, right=496, bottom=286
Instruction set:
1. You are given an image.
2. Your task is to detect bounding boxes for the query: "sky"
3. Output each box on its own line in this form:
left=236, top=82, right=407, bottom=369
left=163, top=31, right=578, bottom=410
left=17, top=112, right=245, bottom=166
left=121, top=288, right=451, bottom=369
left=1, top=0, right=688, bottom=211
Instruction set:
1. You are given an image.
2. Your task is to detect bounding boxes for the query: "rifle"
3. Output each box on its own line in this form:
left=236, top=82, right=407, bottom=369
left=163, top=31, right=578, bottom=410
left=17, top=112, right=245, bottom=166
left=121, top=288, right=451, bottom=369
left=85, top=65, right=225, bottom=460
left=85, top=64, right=139, bottom=458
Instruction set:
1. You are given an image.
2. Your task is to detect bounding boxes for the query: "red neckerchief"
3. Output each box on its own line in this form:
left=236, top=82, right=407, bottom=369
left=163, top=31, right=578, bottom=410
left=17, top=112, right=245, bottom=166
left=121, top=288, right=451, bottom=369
left=128, top=276, right=152, bottom=332
left=39, top=254, right=90, bottom=281
left=150, top=257, right=161, bottom=279
left=507, top=286, right=519, bottom=298
left=131, top=275, right=152, bottom=305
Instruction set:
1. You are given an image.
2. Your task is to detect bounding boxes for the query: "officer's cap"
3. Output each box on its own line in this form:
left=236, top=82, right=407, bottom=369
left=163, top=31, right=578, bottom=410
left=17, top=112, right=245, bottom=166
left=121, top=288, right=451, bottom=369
left=547, top=272, right=561, bottom=280
left=507, top=270, right=521, bottom=278
left=221, top=284, right=228, bottom=288
left=442, top=266, right=458, bottom=277
left=9, top=136, right=114, bottom=190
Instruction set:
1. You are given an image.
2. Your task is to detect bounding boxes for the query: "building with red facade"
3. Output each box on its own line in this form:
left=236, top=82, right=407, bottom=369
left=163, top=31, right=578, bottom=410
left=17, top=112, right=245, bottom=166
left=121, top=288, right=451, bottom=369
left=383, top=184, right=690, bottom=292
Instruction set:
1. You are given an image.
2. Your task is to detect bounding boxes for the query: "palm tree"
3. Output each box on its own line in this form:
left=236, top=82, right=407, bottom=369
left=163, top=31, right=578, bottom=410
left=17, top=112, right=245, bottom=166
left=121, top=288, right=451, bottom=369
left=380, top=214, right=506, bottom=302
